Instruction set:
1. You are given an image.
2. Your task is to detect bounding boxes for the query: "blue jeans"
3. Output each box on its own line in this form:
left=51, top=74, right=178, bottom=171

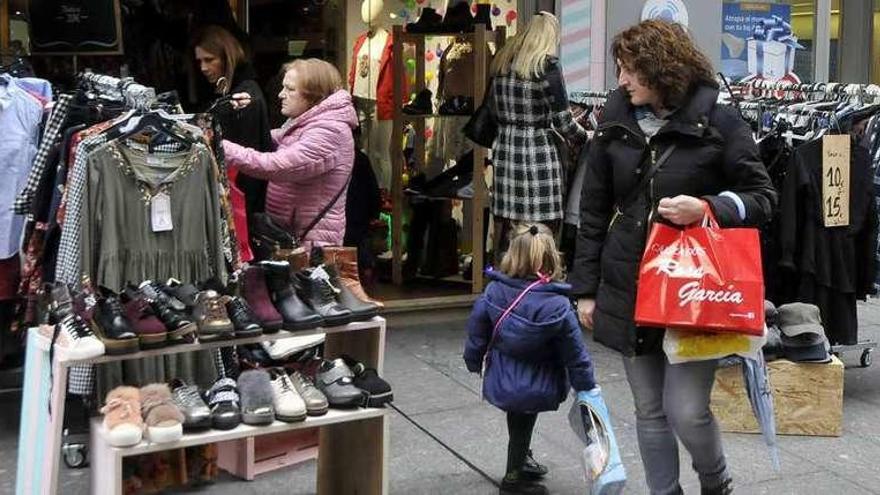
left=623, top=353, right=729, bottom=494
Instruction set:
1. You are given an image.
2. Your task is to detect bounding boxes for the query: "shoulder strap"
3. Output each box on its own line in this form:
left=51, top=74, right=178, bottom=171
left=299, top=175, right=351, bottom=241
left=617, top=143, right=677, bottom=212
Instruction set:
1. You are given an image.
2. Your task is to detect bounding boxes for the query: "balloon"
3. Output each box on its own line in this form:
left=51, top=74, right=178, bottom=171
left=399, top=8, right=408, bottom=17
left=409, top=76, right=416, bottom=86
left=406, top=59, right=416, bottom=71
left=416, top=0, right=426, bottom=4
left=424, top=128, right=434, bottom=139
left=436, top=48, right=444, bottom=57
left=492, top=5, right=501, bottom=16
left=506, top=10, right=517, bottom=25
left=425, top=51, right=435, bottom=62
left=425, top=71, right=435, bottom=82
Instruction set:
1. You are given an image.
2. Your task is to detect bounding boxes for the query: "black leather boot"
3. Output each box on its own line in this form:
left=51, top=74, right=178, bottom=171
left=260, top=261, right=324, bottom=331
left=94, top=287, right=140, bottom=354
left=407, top=7, right=443, bottom=33
left=519, top=450, right=549, bottom=480
left=323, top=265, right=379, bottom=321
left=440, top=1, right=474, bottom=33
left=294, top=268, right=353, bottom=327
left=226, top=296, right=264, bottom=337
left=403, top=88, right=434, bottom=115
left=499, top=471, right=549, bottom=495
left=474, top=3, right=492, bottom=29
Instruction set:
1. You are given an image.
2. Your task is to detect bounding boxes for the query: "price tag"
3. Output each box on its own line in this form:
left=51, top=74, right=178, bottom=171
left=822, top=135, right=850, bottom=228
left=150, top=193, right=173, bottom=232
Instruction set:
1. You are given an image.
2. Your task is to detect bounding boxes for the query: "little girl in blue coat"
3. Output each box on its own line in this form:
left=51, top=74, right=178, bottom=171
left=464, top=222, right=598, bottom=495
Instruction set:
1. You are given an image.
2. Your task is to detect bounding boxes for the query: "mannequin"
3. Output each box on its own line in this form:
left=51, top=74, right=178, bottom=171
left=350, top=0, right=394, bottom=190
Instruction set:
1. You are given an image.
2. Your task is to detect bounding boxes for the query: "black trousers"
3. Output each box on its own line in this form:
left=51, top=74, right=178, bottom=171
left=506, top=411, right=538, bottom=474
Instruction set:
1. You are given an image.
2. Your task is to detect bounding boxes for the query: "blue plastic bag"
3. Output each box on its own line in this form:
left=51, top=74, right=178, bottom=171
left=567, top=388, right=626, bottom=495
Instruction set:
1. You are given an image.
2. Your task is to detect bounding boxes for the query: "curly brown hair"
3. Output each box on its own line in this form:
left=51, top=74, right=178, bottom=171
left=611, top=19, right=718, bottom=109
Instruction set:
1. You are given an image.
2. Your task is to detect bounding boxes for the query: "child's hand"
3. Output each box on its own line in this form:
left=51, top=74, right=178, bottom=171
left=577, top=298, right=596, bottom=329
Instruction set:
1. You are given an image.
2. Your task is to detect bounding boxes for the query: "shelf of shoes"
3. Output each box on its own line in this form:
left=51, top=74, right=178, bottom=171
left=19, top=316, right=389, bottom=495
left=32, top=317, right=384, bottom=365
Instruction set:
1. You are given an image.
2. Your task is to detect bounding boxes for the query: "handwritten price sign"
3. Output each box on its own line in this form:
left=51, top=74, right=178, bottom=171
left=822, top=135, right=850, bottom=227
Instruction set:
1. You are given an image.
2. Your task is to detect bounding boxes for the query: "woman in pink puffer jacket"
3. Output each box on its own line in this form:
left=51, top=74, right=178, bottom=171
left=223, top=58, right=358, bottom=250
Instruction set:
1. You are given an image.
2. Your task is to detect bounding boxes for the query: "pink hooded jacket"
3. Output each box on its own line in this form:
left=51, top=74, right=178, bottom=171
left=223, top=90, right=358, bottom=250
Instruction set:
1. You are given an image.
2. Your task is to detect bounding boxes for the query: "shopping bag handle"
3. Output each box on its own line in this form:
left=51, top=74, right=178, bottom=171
left=695, top=201, right=719, bottom=229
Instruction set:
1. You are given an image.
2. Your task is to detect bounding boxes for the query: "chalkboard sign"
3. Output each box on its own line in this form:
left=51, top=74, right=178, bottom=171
left=29, top=0, right=123, bottom=55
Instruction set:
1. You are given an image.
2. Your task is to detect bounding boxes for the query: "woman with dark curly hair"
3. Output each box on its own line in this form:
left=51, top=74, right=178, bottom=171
left=567, top=20, right=776, bottom=495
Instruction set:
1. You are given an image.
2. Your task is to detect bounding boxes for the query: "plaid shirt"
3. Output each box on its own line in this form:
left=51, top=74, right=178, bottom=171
left=490, top=58, right=586, bottom=222
left=14, top=94, right=72, bottom=214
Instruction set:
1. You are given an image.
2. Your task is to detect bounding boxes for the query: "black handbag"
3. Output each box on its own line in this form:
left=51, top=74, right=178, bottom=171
left=464, top=78, right=497, bottom=148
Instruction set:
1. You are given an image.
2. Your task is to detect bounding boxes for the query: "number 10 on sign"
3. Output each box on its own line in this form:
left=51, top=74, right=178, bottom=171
left=822, top=135, right=850, bottom=227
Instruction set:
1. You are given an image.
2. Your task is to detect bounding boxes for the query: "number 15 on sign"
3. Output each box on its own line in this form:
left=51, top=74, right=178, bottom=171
left=822, top=135, right=850, bottom=228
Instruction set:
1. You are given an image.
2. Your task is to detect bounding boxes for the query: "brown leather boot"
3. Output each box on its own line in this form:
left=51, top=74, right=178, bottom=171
left=282, top=247, right=310, bottom=272
left=325, top=247, right=384, bottom=309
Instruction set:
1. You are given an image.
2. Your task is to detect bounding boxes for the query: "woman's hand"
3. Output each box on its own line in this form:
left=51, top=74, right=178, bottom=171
left=230, top=92, right=253, bottom=110
left=577, top=298, right=596, bottom=330
left=657, top=195, right=707, bottom=226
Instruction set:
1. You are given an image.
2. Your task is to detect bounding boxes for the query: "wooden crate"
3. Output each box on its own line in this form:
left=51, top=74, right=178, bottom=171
left=217, top=428, right=318, bottom=481
left=711, top=356, right=844, bottom=437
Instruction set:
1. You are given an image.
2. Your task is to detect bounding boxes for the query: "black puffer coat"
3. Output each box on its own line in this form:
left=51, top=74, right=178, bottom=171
left=567, top=84, right=776, bottom=356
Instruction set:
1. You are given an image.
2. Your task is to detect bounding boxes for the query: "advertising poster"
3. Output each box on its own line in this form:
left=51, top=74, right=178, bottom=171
left=721, top=2, right=801, bottom=83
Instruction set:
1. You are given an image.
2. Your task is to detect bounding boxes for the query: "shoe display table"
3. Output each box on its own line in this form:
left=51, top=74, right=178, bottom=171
left=17, top=317, right=389, bottom=495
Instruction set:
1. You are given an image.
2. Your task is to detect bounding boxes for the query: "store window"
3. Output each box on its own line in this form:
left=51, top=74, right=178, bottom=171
left=721, top=0, right=816, bottom=84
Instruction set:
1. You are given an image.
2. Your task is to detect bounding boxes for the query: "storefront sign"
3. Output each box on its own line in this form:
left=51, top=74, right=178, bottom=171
left=29, top=0, right=123, bottom=55
left=822, top=135, right=850, bottom=228
left=721, top=2, right=798, bottom=82
left=640, top=0, right=689, bottom=27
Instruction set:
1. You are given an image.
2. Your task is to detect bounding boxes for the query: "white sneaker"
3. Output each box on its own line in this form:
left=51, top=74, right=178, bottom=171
left=261, top=333, right=325, bottom=360
left=269, top=368, right=307, bottom=422
left=38, top=313, right=106, bottom=360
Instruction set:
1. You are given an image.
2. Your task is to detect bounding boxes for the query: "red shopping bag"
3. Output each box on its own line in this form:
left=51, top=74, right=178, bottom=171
left=634, top=211, right=764, bottom=335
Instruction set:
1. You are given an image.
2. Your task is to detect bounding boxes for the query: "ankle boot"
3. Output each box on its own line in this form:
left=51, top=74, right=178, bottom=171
left=403, top=88, right=434, bottom=115
left=440, top=0, right=474, bottom=33
left=474, top=3, right=492, bottom=29
left=260, top=261, right=324, bottom=331
left=241, top=265, right=284, bottom=333
left=324, top=247, right=384, bottom=308
left=94, top=287, right=140, bottom=354
left=294, top=268, right=353, bottom=327
left=324, top=265, right=379, bottom=321
left=702, top=478, right=733, bottom=495
left=499, top=471, right=549, bottom=495
left=406, top=7, right=443, bottom=33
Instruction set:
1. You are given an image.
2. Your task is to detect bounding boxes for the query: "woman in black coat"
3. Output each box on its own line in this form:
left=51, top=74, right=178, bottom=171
left=194, top=25, right=272, bottom=259
left=567, top=20, right=775, bottom=495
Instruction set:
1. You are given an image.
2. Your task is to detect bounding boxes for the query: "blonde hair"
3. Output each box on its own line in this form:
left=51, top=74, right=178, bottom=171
left=194, top=25, right=246, bottom=95
left=283, top=58, right=344, bottom=105
left=491, top=12, right=560, bottom=79
left=498, top=223, right=563, bottom=281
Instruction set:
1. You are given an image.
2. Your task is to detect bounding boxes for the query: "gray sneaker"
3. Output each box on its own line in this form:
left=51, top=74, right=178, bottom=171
left=290, top=371, right=329, bottom=416
left=169, top=378, right=211, bottom=430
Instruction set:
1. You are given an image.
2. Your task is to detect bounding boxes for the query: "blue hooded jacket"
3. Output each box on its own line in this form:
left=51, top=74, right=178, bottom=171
left=463, top=270, right=597, bottom=413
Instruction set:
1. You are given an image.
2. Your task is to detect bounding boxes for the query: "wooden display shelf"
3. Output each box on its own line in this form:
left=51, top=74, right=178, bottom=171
left=391, top=25, right=505, bottom=294
left=90, top=408, right=387, bottom=458
left=17, top=318, right=388, bottom=495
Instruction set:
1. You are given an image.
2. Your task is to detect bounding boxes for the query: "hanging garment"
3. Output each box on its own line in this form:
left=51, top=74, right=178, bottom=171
left=777, top=135, right=878, bottom=345
left=0, top=75, right=44, bottom=258
left=81, top=140, right=227, bottom=292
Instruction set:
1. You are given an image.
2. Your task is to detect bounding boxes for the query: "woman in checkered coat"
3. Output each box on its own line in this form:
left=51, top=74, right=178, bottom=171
left=489, top=12, right=586, bottom=238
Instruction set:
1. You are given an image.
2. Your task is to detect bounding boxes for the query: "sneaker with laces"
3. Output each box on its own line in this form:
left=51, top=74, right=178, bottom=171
left=289, top=370, right=329, bottom=416
left=226, top=296, right=263, bottom=337
left=206, top=377, right=242, bottom=430
left=139, top=280, right=187, bottom=312
left=268, top=368, right=307, bottom=422
left=100, top=386, right=143, bottom=447
left=195, top=290, right=235, bottom=341
left=169, top=378, right=212, bottom=431
left=134, top=282, right=197, bottom=344
left=40, top=283, right=105, bottom=360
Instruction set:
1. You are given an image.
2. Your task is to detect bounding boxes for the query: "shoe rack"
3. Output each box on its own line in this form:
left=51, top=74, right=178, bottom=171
left=390, top=24, right=506, bottom=293
left=17, top=318, right=389, bottom=495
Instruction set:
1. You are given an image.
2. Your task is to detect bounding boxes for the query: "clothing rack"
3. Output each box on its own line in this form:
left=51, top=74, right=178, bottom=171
left=570, top=90, right=609, bottom=102
left=730, top=80, right=880, bottom=104
left=78, top=71, right=156, bottom=109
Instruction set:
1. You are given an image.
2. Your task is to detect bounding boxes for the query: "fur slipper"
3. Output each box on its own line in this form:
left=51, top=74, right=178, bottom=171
left=140, top=383, right=184, bottom=443
left=101, top=386, right=143, bottom=447
left=237, top=369, right=276, bottom=425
